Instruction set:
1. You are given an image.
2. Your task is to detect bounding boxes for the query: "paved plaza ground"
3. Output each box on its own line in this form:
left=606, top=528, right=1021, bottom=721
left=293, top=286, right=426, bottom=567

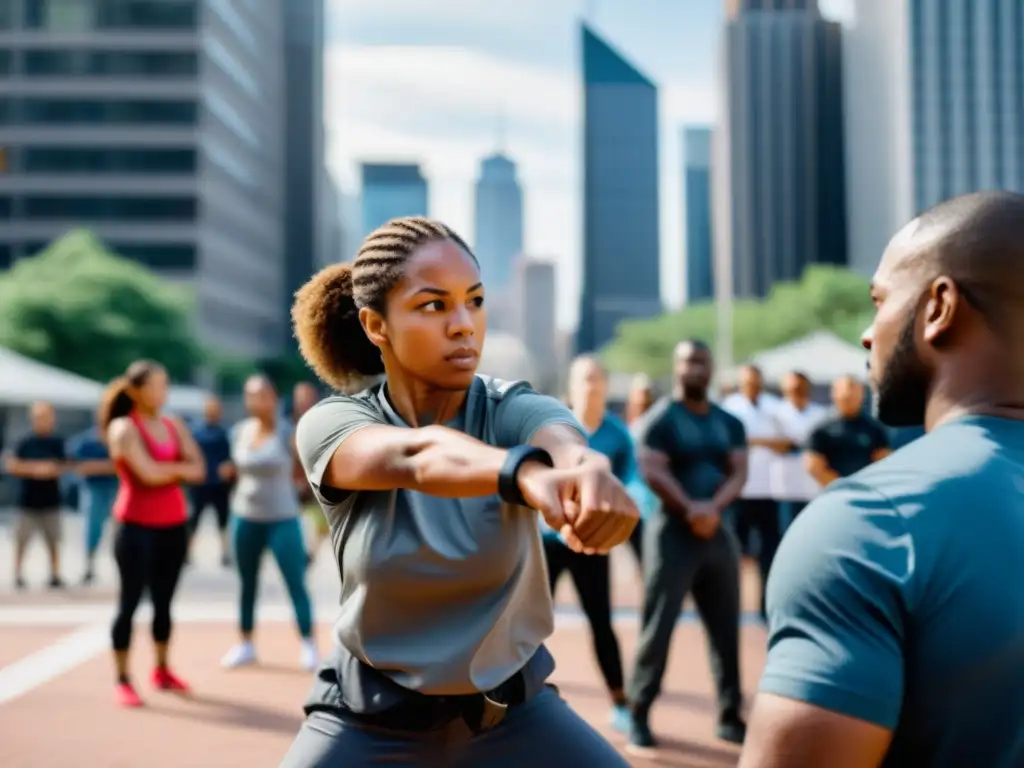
left=0, top=512, right=767, bottom=767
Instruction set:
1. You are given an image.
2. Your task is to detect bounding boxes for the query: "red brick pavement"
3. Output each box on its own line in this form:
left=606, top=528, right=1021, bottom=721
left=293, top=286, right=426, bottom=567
left=0, top=616, right=765, bottom=767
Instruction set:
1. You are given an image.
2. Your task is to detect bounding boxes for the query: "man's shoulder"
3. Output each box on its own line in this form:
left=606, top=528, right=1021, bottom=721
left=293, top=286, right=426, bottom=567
left=709, top=403, right=743, bottom=429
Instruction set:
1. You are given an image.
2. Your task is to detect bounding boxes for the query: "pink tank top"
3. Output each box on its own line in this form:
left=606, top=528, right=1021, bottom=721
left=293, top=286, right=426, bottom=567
left=113, top=412, right=187, bottom=527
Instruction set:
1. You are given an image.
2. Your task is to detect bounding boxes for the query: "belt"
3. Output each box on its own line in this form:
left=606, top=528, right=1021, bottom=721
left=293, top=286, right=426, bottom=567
left=348, top=670, right=527, bottom=735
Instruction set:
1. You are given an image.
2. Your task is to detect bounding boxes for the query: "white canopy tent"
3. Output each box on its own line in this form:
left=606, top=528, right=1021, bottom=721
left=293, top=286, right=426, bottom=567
left=723, top=330, right=868, bottom=386
left=0, top=346, right=105, bottom=409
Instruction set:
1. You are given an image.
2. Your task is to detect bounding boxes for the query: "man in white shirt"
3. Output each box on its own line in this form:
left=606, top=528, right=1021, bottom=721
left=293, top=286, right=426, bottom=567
left=769, top=372, right=828, bottom=529
left=721, top=365, right=788, bottom=620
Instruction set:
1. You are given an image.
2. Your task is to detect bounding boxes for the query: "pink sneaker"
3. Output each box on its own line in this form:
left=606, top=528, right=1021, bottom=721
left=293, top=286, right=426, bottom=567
left=116, top=682, right=144, bottom=708
left=151, top=667, right=190, bottom=693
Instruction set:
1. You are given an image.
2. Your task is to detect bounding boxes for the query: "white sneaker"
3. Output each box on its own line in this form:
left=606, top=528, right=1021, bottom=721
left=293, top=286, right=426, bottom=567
left=299, top=639, right=318, bottom=672
left=221, top=641, right=257, bottom=669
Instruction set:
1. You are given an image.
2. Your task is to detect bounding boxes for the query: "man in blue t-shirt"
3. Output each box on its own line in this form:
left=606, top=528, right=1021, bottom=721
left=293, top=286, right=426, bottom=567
left=740, top=191, right=1024, bottom=767
left=67, top=418, right=117, bottom=585
left=188, top=395, right=234, bottom=565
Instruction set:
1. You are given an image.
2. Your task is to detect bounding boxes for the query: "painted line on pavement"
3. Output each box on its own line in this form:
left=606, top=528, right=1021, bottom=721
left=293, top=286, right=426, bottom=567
left=0, top=623, right=108, bottom=706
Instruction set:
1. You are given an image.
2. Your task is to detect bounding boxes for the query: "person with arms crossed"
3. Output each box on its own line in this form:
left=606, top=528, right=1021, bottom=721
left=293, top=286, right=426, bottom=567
left=279, top=217, right=638, bottom=767
left=770, top=371, right=828, bottom=528
left=740, top=191, right=1024, bottom=767
left=188, top=395, right=234, bottom=566
left=803, top=375, right=890, bottom=488
left=3, top=401, right=67, bottom=589
left=722, top=364, right=787, bottom=619
left=68, top=409, right=119, bottom=585
left=626, top=340, right=748, bottom=752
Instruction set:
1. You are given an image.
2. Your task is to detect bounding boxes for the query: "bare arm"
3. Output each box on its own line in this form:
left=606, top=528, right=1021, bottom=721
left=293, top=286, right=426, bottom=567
left=711, top=448, right=748, bottom=511
left=750, top=436, right=796, bottom=453
left=804, top=451, right=840, bottom=487
left=108, top=419, right=180, bottom=486
left=739, top=693, right=892, bottom=768
left=637, top=448, right=692, bottom=516
left=871, top=448, right=892, bottom=462
left=321, top=423, right=508, bottom=497
left=77, top=459, right=115, bottom=477
left=2, top=453, right=61, bottom=479
left=168, top=415, right=206, bottom=484
left=527, top=422, right=606, bottom=470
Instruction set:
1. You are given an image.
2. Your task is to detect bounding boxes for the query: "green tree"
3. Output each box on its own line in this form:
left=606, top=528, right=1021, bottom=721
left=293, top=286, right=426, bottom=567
left=602, top=265, right=874, bottom=377
left=0, top=229, right=202, bottom=382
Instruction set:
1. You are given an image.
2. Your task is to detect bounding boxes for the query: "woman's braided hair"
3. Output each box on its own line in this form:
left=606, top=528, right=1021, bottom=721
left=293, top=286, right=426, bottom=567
left=291, top=216, right=475, bottom=390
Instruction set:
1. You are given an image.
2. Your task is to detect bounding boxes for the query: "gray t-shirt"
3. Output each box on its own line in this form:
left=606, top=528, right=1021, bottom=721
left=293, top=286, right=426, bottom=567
left=295, top=374, right=581, bottom=700
left=230, top=418, right=299, bottom=522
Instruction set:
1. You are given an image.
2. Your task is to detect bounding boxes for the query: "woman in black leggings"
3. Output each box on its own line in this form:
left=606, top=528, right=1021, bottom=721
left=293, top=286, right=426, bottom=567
left=542, top=355, right=642, bottom=733
left=101, top=361, right=205, bottom=707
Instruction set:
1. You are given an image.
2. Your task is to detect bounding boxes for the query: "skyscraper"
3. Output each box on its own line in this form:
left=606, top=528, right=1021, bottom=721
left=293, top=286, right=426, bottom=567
left=284, top=0, right=328, bottom=327
left=576, top=23, right=661, bottom=354
left=684, top=126, right=715, bottom=303
left=714, top=0, right=847, bottom=299
left=514, top=257, right=557, bottom=389
left=473, top=152, right=523, bottom=294
left=844, top=0, right=1024, bottom=276
left=0, top=0, right=291, bottom=357
left=360, top=163, right=428, bottom=238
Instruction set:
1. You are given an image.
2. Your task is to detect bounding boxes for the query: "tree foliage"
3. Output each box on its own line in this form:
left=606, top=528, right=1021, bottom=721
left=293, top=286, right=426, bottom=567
left=0, top=229, right=202, bottom=382
left=602, top=265, right=874, bottom=377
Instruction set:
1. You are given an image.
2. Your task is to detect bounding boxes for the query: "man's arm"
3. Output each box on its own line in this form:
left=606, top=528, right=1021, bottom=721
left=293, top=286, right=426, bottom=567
left=630, top=404, right=693, bottom=517
left=2, top=445, right=60, bottom=479
left=710, top=414, right=748, bottom=511
left=869, top=422, right=893, bottom=463
left=739, top=483, right=910, bottom=768
left=804, top=426, right=839, bottom=486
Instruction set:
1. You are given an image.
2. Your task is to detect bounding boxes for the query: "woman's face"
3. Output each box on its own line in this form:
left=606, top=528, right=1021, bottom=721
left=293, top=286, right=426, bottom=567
left=134, top=367, right=169, bottom=412
left=368, top=239, right=487, bottom=391
left=245, top=379, right=277, bottom=420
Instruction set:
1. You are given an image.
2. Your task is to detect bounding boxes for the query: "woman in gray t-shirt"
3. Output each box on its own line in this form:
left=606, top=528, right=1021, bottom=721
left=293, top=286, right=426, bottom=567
left=221, top=376, right=317, bottom=673
left=279, top=217, right=639, bottom=767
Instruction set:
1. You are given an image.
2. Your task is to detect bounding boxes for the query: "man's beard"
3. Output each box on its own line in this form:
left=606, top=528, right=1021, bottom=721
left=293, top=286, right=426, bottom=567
left=874, top=309, right=930, bottom=427
left=681, top=383, right=707, bottom=402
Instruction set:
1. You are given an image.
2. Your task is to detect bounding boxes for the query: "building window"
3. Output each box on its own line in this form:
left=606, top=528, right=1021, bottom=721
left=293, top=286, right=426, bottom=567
left=23, top=50, right=199, bottom=77
left=25, top=0, right=198, bottom=30
left=110, top=243, right=197, bottom=269
left=23, top=195, right=197, bottom=221
left=0, top=52, right=11, bottom=76
left=22, top=148, right=197, bottom=174
left=9, top=98, right=198, bottom=124
left=0, top=196, right=11, bottom=219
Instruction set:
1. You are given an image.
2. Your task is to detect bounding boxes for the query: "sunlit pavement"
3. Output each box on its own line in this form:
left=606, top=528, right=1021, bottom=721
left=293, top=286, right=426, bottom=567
left=0, top=512, right=767, bottom=767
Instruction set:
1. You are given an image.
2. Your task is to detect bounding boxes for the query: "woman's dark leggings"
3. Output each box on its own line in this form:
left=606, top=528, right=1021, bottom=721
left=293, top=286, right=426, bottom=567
left=111, top=522, right=189, bottom=651
left=543, top=536, right=625, bottom=692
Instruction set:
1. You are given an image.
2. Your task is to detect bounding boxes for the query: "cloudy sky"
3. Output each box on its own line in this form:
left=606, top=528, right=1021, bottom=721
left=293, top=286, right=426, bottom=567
left=324, top=0, right=854, bottom=328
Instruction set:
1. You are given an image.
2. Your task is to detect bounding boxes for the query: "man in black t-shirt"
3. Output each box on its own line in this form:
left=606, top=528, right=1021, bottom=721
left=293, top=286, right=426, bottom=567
left=804, top=376, right=891, bottom=486
left=2, top=401, right=67, bottom=589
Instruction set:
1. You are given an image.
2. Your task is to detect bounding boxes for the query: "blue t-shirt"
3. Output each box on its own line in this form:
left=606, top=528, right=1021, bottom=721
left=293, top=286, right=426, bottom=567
left=67, top=428, right=117, bottom=494
left=541, top=412, right=649, bottom=542
left=190, top=420, right=231, bottom=487
left=761, top=415, right=1024, bottom=767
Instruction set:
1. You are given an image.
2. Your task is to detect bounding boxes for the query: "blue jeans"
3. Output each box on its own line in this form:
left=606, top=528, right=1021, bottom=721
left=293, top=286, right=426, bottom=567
left=232, top=516, right=313, bottom=637
left=81, top=482, right=118, bottom=559
left=278, top=687, right=628, bottom=767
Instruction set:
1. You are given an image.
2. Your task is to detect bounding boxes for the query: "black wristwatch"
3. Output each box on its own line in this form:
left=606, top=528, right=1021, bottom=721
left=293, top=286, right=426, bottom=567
left=498, top=445, right=554, bottom=507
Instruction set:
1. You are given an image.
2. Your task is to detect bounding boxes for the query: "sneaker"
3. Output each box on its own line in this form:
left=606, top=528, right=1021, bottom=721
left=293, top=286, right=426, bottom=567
left=220, top=553, right=232, bottom=568
left=299, top=638, right=318, bottom=672
left=116, top=682, right=144, bottom=708
left=609, top=703, right=631, bottom=734
left=81, top=570, right=94, bottom=586
left=48, top=576, right=65, bottom=589
left=716, top=711, right=747, bottom=745
left=14, top=576, right=26, bottom=591
left=151, top=667, right=190, bottom=693
left=220, top=641, right=257, bottom=669
left=626, top=713, right=657, bottom=754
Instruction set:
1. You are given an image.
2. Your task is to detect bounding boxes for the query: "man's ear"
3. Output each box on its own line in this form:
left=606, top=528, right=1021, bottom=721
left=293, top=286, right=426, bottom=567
left=922, top=276, right=959, bottom=345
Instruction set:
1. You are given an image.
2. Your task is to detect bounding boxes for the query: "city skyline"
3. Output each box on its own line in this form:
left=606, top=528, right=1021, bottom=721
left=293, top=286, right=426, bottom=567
left=324, top=0, right=853, bottom=329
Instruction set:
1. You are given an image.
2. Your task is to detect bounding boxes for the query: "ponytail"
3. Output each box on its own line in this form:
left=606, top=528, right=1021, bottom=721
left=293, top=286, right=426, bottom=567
left=97, top=359, right=161, bottom=439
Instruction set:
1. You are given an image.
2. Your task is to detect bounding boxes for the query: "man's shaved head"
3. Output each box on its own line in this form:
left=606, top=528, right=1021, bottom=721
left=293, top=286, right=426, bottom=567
left=864, top=191, right=1024, bottom=428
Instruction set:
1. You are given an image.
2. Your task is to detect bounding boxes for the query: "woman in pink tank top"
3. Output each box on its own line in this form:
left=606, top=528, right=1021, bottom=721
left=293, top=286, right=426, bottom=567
left=100, top=360, right=205, bottom=708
